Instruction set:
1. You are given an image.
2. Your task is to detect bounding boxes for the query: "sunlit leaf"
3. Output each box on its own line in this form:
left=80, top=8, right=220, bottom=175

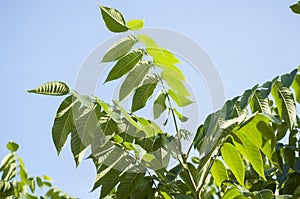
left=161, top=71, right=190, bottom=96
left=168, top=89, right=193, bottom=107
left=99, top=6, right=128, bottom=32
left=210, top=159, right=229, bottom=187
left=292, top=74, right=300, bottom=103
left=147, top=47, right=180, bottom=65
left=250, top=90, right=271, bottom=114
left=28, top=81, right=69, bottom=96
left=221, top=143, right=244, bottom=186
left=137, top=34, right=159, bottom=48
left=127, top=19, right=144, bottom=30
left=6, top=141, right=19, bottom=153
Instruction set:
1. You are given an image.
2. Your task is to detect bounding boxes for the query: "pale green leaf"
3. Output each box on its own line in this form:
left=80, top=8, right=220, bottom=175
left=105, top=49, right=143, bottom=82
left=137, top=34, right=159, bottom=48
left=221, top=143, right=244, bottom=186
left=98, top=100, right=122, bottom=123
left=28, top=81, right=69, bottom=96
left=292, top=74, right=300, bottom=103
left=233, top=114, right=277, bottom=165
left=101, top=35, right=137, bottom=62
left=74, top=105, right=100, bottom=147
left=99, top=6, right=128, bottom=32
left=132, top=75, right=158, bottom=112
left=156, top=63, right=185, bottom=81
left=271, top=80, right=296, bottom=130
left=161, top=71, right=190, bottom=96
left=153, top=91, right=167, bottom=119
left=113, top=100, right=140, bottom=130
left=127, top=19, right=144, bottom=30
left=168, top=89, right=193, bottom=107
left=147, top=47, right=180, bottom=65
left=210, top=159, right=229, bottom=187
left=119, top=62, right=151, bottom=101
left=232, top=134, right=265, bottom=180
left=173, top=108, right=188, bottom=122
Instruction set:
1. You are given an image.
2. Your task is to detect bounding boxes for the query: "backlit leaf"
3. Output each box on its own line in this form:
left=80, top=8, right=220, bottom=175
left=127, top=19, right=144, bottom=30
left=210, top=159, right=229, bottom=187
left=168, top=89, right=193, bottom=107
left=221, top=143, right=244, bottom=186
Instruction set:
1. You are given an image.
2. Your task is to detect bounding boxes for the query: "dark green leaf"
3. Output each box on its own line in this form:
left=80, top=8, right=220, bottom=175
left=101, top=35, right=137, bottom=62
left=132, top=75, right=158, bottom=112
left=281, top=69, right=298, bottom=88
left=261, top=81, right=272, bottom=99
left=99, top=6, right=128, bottom=32
left=271, top=80, right=296, bottom=130
left=240, top=84, right=258, bottom=109
left=116, top=172, right=145, bottom=198
left=71, top=130, right=88, bottom=167
left=52, top=96, right=78, bottom=154
left=290, top=1, right=300, bottom=14
left=28, top=81, right=69, bottom=96
left=0, top=180, right=14, bottom=197
left=105, top=49, right=143, bottom=82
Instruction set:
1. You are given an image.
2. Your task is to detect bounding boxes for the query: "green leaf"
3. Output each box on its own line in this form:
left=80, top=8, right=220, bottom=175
left=119, top=61, right=151, bottom=101
left=28, top=81, right=69, bottom=96
left=75, top=104, right=100, bottom=147
left=105, top=49, right=143, bottom=82
left=168, top=89, right=193, bottom=107
left=153, top=91, right=167, bottom=119
left=130, top=177, right=154, bottom=199
left=250, top=90, right=271, bottom=114
left=252, top=189, right=274, bottom=199
left=261, top=81, right=272, bottom=99
left=292, top=74, right=300, bottom=103
left=161, top=71, right=190, bottom=96
left=116, top=172, right=145, bottom=199
left=166, top=164, right=182, bottom=182
left=240, top=84, right=258, bottom=109
left=271, top=80, right=296, bottom=130
left=98, top=100, right=122, bottom=123
left=71, top=130, right=88, bottom=167
left=281, top=69, right=298, bottom=88
left=52, top=96, right=78, bottom=154
left=156, top=63, right=185, bottom=81
left=0, top=180, right=14, bottom=197
left=127, top=19, right=144, bottom=30
left=221, top=143, right=245, bottom=186
left=6, top=141, right=19, bottom=152
left=132, top=75, right=158, bottom=112
left=233, top=114, right=277, bottom=165
left=99, top=6, right=128, bottom=32
left=173, top=108, right=189, bottom=122
left=36, top=176, right=43, bottom=189
left=232, top=134, right=265, bottom=180
left=101, top=35, right=137, bottom=62
left=210, top=159, right=229, bottom=186
left=137, top=34, right=159, bottom=48
left=113, top=100, right=141, bottom=130
left=290, top=1, right=300, bottom=14
left=147, top=47, right=180, bottom=65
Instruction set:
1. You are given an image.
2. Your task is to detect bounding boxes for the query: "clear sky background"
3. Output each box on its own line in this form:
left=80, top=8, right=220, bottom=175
left=1, top=1, right=300, bottom=198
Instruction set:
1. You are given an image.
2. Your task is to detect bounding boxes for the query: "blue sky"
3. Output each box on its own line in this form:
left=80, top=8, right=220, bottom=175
left=1, top=1, right=299, bottom=198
